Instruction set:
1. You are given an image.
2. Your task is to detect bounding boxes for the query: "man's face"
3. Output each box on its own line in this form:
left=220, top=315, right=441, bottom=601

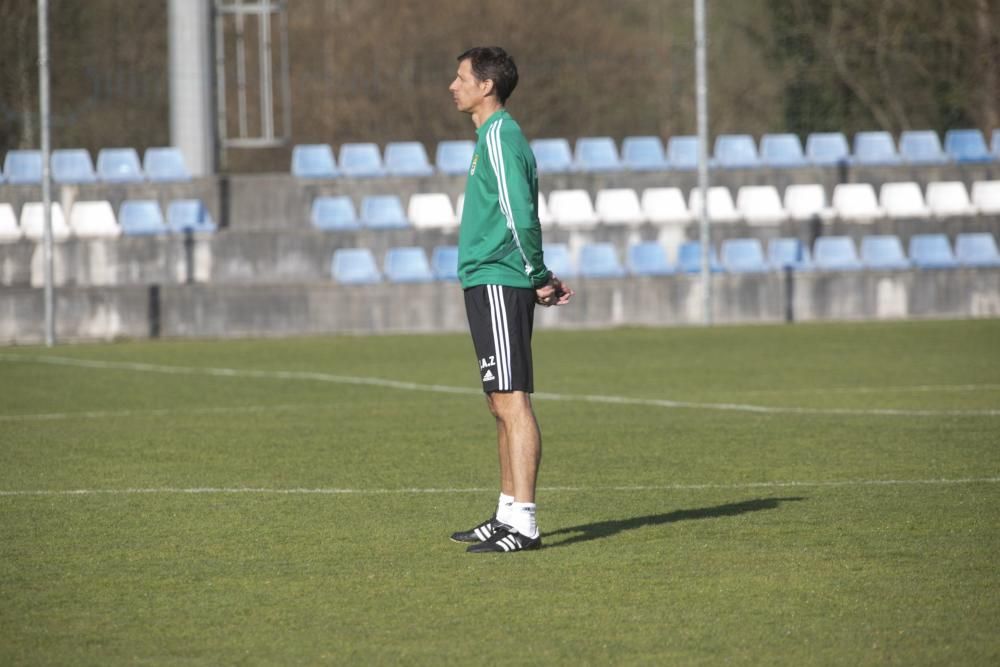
left=449, top=58, right=490, bottom=114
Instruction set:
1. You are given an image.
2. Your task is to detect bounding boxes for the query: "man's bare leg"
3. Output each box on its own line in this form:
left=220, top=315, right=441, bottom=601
left=488, top=391, right=541, bottom=503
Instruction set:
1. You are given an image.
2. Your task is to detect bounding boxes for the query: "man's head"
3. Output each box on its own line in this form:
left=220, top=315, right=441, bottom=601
left=449, top=47, right=518, bottom=118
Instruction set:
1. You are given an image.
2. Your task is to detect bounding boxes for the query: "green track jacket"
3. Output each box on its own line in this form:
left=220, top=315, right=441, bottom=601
left=458, top=109, right=551, bottom=289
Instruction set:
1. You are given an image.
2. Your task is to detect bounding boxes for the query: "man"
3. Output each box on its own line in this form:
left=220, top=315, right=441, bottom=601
left=447, top=46, right=574, bottom=554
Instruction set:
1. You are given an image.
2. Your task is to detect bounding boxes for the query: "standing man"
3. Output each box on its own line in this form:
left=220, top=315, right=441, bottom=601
left=447, top=46, right=573, bottom=554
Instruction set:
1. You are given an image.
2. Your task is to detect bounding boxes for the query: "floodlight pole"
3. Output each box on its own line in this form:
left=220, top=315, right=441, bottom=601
left=694, top=0, right=712, bottom=325
left=38, top=0, right=55, bottom=346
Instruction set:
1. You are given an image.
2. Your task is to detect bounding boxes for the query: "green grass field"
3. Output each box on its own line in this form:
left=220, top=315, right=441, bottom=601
left=1, top=319, right=999, bottom=665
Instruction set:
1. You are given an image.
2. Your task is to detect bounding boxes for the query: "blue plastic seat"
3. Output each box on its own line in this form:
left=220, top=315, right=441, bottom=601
left=813, top=236, right=862, bottom=271
left=899, top=131, right=948, bottom=165
left=944, top=129, right=993, bottom=163
left=861, top=235, right=910, bottom=270
left=339, top=143, right=385, bottom=177
left=993, top=129, right=1000, bottom=158
left=51, top=149, right=97, bottom=184
left=144, top=147, right=192, bottom=182
left=579, top=243, right=626, bottom=278
left=311, top=196, right=359, bottom=231
left=431, top=245, right=459, bottom=281
left=435, top=140, right=475, bottom=175
left=713, top=134, right=760, bottom=168
left=720, top=238, right=768, bottom=273
left=768, top=238, right=812, bottom=270
left=908, top=234, right=958, bottom=269
left=542, top=243, right=576, bottom=278
left=760, top=134, right=807, bottom=168
left=384, top=247, right=434, bottom=283
left=627, top=242, right=673, bottom=275
left=291, top=144, right=338, bottom=178
left=384, top=141, right=434, bottom=177
left=621, top=136, right=668, bottom=171
left=360, top=195, right=409, bottom=229
left=97, top=148, right=144, bottom=182
left=574, top=137, right=622, bottom=172
left=666, top=136, right=699, bottom=170
left=677, top=241, right=721, bottom=273
left=118, top=200, right=166, bottom=235
left=331, top=248, right=382, bottom=284
left=167, top=199, right=216, bottom=234
left=806, top=132, right=850, bottom=166
left=530, top=139, right=573, bottom=173
left=955, top=233, right=1000, bottom=267
left=4, top=150, right=42, bottom=184
left=852, top=131, right=901, bottom=165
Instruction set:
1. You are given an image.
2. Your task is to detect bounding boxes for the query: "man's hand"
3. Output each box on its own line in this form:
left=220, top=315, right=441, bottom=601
left=535, top=275, right=575, bottom=307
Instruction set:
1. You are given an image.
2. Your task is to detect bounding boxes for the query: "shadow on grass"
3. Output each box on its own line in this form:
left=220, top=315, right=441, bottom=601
left=545, top=496, right=806, bottom=549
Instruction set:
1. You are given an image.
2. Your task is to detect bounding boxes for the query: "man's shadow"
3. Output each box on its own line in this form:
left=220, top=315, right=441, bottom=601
left=545, top=496, right=805, bottom=549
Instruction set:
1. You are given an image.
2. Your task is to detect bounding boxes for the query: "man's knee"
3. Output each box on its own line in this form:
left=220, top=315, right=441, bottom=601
left=487, top=391, right=531, bottom=422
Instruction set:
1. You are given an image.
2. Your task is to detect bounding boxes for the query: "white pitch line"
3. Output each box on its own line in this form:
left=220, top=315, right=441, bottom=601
left=0, top=477, right=997, bottom=497
left=1, top=353, right=998, bottom=418
left=0, top=403, right=323, bottom=423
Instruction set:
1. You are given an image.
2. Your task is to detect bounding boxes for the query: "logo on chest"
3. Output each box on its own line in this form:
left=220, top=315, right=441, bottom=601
left=469, top=153, right=479, bottom=176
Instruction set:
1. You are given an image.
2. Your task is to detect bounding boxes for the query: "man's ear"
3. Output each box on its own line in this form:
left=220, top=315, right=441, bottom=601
left=481, top=78, right=495, bottom=97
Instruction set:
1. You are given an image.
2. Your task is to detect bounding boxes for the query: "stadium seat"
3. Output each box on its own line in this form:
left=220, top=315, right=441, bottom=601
left=455, top=193, right=465, bottom=222
left=594, top=188, right=644, bottom=225
left=688, top=186, right=741, bottom=223
left=97, top=148, right=144, bottom=182
left=118, top=200, right=166, bottom=235
left=144, top=147, right=192, bottom=182
left=720, top=238, right=768, bottom=273
left=944, top=129, right=993, bottom=163
left=641, top=187, right=692, bottom=225
left=384, top=247, right=434, bottom=283
left=547, top=189, right=598, bottom=228
left=536, top=193, right=553, bottom=227
left=831, top=183, right=884, bottom=222
left=542, top=243, right=576, bottom=278
left=813, top=236, right=862, bottom=271
left=805, top=132, right=850, bottom=166
left=861, top=235, right=910, bottom=270
left=627, top=241, right=674, bottom=275
left=69, top=200, right=119, bottom=238
left=338, top=143, right=385, bottom=178
left=311, top=196, right=360, bottom=231
left=167, top=199, right=217, bottom=234
left=760, top=133, right=807, bottom=168
left=676, top=241, right=721, bottom=273
left=384, top=141, right=434, bottom=177
left=431, top=245, right=459, bottom=281
left=530, top=138, right=573, bottom=173
left=0, top=203, right=23, bottom=243
left=435, top=140, right=475, bottom=175
left=713, top=134, right=760, bottom=168
left=51, top=149, right=97, bottom=184
left=880, top=182, right=931, bottom=219
left=360, top=195, right=409, bottom=229
left=852, top=131, right=901, bottom=165
left=768, top=238, right=812, bottom=271
left=621, top=136, right=668, bottom=171
left=898, top=130, right=948, bottom=165
left=578, top=242, right=626, bottom=278
left=666, top=135, right=699, bottom=170
left=784, top=184, right=835, bottom=222
left=971, top=180, right=1000, bottom=215
left=736, top=185, right=787, bottom=225
left=331, top=248, right=381, bottom=284
left=908, top=234, right=958, bottom=269
left=993, top=129, right=1000, bottom=158
left=955, top=233, right=1000, bottom=267
left=574, top=137, right=622, bottom=172
left=291, top=144, right=338, bottom=178
left=4, top=150, right=43, bottom=184
left=20, top=202, right=70, bottom=241
left=407, top=193, right=457, bottom=229
left=925, top=181, right=977, bottom=218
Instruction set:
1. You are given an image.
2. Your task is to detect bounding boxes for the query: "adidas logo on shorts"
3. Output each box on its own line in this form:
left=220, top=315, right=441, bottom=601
left=482, top=369, right=495, bottom=382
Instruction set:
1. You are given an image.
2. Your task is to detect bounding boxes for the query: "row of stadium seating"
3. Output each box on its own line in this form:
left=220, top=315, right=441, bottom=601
left=1, top=147, right=191, bottom=185
left=290, top=129, right=1000, bottom=178
left=332, top=232, right=1000, bottom=283
left=0, top=200, right=215, bottom=242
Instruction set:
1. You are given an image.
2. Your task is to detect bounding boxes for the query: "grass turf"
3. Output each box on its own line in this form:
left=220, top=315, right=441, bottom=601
left=1, top=319, right=998, bottom=665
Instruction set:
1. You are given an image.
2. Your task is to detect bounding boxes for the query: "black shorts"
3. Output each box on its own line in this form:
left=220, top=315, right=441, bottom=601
left=464, top=284, right=536, bottom=393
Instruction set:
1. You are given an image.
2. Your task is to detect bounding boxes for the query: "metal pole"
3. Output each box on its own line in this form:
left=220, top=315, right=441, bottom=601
left=694, top=0, right=712, bottom=325
left=38, top=0, right=55, bottom=346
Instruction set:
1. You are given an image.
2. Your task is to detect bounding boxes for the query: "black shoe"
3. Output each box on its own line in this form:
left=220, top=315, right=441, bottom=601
left=450, top=515, right=503, bottom=543
left=466, top=525, right=542, bottom=553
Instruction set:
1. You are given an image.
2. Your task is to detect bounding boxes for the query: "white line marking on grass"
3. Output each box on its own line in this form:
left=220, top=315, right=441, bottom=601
left=2, top=353, right=998, bottom=418
left=0, top=403, right=323, bottom=422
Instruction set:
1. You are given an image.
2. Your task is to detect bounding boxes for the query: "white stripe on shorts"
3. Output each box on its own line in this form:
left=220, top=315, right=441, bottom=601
left=486, top=285, right=512, bottom=391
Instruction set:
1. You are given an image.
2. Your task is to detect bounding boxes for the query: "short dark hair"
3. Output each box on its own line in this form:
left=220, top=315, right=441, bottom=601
left=457, top=47, right=518, bottom=104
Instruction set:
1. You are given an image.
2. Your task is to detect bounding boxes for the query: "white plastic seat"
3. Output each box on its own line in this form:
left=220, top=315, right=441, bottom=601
left=547, top=189, right=598, bottom=228
left=831, top=183, right=883, bottom=222
left=971, top=181, right=1000, bottom=215
left=69, top=200, right=120, bottom=238
left=735, top=186, right=787, bottom=225
left=641, top=187, right=692, bottom=225
left=20, top=202, right=70, bottom=241
left=594, top=188, right=644, bottom=225
left=407, top=193, right=457, bottom=229
left=926, top=181, right=977, bottom=218
left=880, top=182, right=931, bottom=219
left=688, top=187, right=741, bottom=223
left=536, top=193, right=554, bottom=227
left=784, top=184, right=835, bottom=222
left=0, top=203, right=22, bottom=243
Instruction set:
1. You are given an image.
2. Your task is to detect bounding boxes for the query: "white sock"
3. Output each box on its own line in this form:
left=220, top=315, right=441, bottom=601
left=496, top=493, right=515, bottom=525
left=508, top=501, right=538, bottom=538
